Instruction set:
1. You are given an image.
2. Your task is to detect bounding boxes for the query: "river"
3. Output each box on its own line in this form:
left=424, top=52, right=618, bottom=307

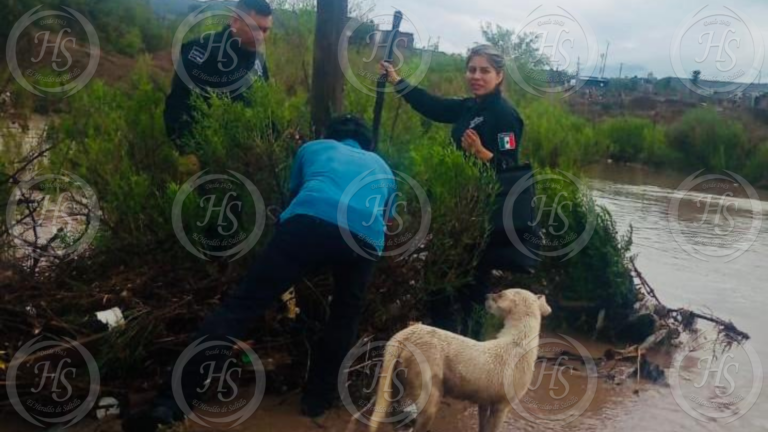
left=575, top=164, right=768, bottom=432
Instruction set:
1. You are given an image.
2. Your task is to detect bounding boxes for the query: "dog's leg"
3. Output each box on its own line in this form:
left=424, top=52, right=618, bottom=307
left=412, top=383, right=442, bottom=432
left=478, top=404, right=491, bottom=432
left=485, top=403, right=510, bottom=432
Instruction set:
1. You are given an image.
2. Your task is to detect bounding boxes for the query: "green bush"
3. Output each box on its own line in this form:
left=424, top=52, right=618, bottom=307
left=268, top=8, right=316, bottom=96
left=48, top=59, right=178, bottom=260
left=744, top=144, right=768, bottom=186
left=515, top=168, right=636, bottom=335
left=520, top=99, right=599, bottom=169
left=2, top=0, right=171, bottom=57
left=335, top=47, right=638, bottom=332
left=596, top=116, right=675, bottom=165
left=640, top=122, right=676, bottom=166
left=113, top=27, right=145, bottom=57
left=666, top=108, right=750, bottom=171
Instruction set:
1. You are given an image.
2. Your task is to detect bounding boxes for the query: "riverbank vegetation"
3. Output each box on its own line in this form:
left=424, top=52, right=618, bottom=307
left=0, top=0, right=754, bottom=405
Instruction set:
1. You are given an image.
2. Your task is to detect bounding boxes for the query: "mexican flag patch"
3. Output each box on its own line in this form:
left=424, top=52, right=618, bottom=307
left=498, top=132, right=516, bottom=151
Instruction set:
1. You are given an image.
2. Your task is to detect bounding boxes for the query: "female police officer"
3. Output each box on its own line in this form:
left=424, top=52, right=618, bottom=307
left=380, top=44, right=539, bottom=338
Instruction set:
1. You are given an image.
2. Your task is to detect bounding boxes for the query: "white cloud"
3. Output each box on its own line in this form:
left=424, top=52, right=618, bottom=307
left=367, top=0, right=768, bottom=80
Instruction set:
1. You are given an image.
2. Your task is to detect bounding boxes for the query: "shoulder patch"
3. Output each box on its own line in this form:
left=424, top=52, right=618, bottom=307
left=468, top=116, right=484, bottom=129
left=187, top=46, right=208, bottom=65
left=498, top=132, right=517, bottom=151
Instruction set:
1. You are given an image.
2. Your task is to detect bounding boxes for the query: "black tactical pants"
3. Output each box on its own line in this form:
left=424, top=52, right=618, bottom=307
left=155, top=214, right=377, bottom=415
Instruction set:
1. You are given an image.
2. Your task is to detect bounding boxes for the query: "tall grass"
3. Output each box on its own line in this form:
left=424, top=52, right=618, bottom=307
left=595, top=117, right=673, bottom=166
left=666, top=108, right=751, bottom=172
left=520, top=99, right=600, bottom=169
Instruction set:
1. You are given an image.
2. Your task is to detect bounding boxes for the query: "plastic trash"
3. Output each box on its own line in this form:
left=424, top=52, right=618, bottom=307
left=95, top=307, right=125, bottom=330
left=95, top=397, right=120, bottom=419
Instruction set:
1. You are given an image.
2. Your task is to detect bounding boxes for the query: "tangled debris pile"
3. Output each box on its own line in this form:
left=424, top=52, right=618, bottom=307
left=631, top=259, right=750, bottom=348
left=586, top=259, right=749, bottom=386
left=529, top=258, right=751, bottom=390
left=0, top=261, right=327, bottom=415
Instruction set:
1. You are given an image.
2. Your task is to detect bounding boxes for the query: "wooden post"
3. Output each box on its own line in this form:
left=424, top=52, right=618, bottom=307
left=310, top=0, right=348, bottom=137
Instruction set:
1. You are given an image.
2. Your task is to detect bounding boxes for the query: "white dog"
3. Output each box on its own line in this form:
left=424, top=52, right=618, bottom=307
left=369, top=288, right=551, bottom=432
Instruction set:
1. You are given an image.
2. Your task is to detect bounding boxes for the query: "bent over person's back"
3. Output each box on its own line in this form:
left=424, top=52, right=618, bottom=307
left=122, top=115, right=395, bottom=432
left=281, top=138, right=395, bottom=252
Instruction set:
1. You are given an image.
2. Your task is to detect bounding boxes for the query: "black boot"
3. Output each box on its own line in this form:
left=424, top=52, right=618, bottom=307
left=121, top=395, right=184, bottom=432
left=300, top=391, right=334, bottom=419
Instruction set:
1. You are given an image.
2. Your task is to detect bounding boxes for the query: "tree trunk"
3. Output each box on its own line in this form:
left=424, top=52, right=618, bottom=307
left=310, top=0, right=348, bottom=137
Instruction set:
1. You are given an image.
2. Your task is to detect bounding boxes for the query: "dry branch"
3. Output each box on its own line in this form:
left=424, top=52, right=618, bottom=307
left=630, top=258, right=749, bottom=346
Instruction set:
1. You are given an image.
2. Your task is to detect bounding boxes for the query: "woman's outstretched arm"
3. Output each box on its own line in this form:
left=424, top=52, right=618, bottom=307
left=381, top=61, right=465, bottom=124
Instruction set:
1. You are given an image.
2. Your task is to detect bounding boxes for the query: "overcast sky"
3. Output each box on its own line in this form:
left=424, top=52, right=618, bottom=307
left=363, top=0, right=768, bottom=82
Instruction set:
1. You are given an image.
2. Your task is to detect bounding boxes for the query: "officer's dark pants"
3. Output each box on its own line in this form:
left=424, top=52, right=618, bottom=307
left=428, top=165, right=541, bottom=340
left=427, top=247, right=494, bottom=340
left=427, top=231, right=540, bottom=340
left=156, top=214, right=377, bottom=414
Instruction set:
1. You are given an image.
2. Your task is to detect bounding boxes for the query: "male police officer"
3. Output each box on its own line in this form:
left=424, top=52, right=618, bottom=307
left=164, top=0, right=273, bottom=150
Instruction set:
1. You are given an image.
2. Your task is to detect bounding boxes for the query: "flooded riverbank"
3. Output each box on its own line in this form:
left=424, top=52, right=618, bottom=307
left=236, top=164, right=767, bottom=432
left=3, top=163, right=765, bottom=432
left=583, top=163, right=768, bottom=432
left=188, top=164, right=767, bottom=432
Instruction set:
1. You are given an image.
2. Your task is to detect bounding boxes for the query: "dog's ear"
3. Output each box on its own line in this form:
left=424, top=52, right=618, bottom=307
left=537, top=294, right=552, bottom=317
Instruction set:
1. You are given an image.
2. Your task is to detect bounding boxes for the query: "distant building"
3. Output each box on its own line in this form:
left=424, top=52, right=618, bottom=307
left=743, top=82, right=768, bottom=93
left=640, top=79, right=655, bottom=93
left=346, top=18, right=415, bottom=50
left=656, top=77, right=768, bottom=99
left=375, top=29, right=415, bottom=50
left=572, top=76, right=610, bottom=88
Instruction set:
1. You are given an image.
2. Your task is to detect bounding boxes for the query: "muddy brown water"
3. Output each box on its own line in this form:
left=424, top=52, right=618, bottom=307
left=4, top=164, right=767, bottom=432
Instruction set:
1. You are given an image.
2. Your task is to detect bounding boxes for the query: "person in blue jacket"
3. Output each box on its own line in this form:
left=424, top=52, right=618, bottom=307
left=124, top=115, right=396, bottom=430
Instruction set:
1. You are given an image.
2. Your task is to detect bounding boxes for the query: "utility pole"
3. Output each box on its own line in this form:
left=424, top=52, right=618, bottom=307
left=619, top=63, right=623, bottom=79
left=310, top=0, right=348, bottom=137
left=598, top=53, right=604, bottom=78
left=599, top=41, right=610, bottom=78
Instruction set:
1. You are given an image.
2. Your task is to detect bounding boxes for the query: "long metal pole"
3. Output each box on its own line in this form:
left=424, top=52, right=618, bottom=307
left=372, top=10, right=403, bottom=148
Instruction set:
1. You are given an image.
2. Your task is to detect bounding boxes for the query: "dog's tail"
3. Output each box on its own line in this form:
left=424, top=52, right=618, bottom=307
left=369, top=339, right=404, bottom=432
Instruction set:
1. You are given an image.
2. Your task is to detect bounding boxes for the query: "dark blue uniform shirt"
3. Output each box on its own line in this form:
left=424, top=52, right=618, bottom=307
left=164, top=26, right=269, bottom=148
